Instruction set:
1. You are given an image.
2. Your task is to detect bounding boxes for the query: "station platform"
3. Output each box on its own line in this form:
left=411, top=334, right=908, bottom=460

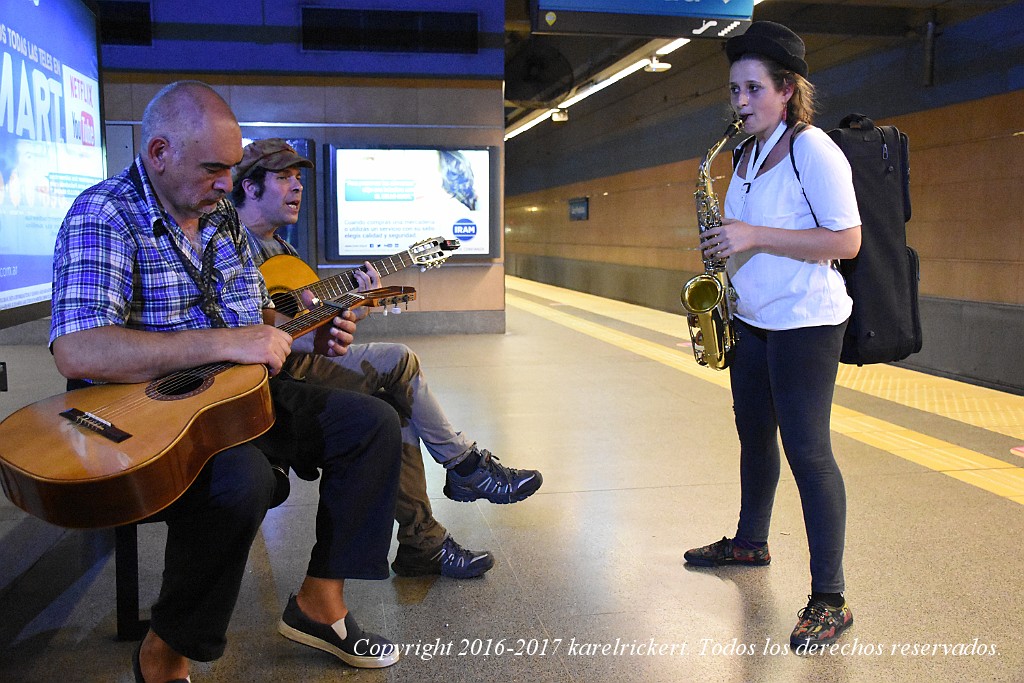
left=1, top=276, right=1022, bottom=682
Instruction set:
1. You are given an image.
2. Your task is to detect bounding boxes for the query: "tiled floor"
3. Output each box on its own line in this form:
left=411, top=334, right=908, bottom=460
left=1, top=276, right=1023, bottom=682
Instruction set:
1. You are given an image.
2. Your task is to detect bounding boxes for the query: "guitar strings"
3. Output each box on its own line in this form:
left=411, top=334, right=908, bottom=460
left=83, top=361, right=234, bottom=422
left=292, top=249, right=415, bottom=307
left=78, top=298, right=361, bottom=423
left=280, top=238, right=448, bottom=312
left=77, top=245, right=432, bottom=429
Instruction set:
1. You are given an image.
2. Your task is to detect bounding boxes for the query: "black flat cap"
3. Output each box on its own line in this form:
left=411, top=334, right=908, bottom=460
left=726, top=21, right=808, bottom=77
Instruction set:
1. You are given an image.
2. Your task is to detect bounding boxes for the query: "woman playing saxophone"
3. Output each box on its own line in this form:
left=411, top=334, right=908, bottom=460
left=681, top=21, right=862, bottom=653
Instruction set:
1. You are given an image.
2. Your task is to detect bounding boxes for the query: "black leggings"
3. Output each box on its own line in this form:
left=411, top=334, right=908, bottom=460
left=730, top=317, right=848, bottom=594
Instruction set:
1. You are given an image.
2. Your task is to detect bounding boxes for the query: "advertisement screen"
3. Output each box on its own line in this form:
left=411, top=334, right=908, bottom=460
left=324, top=145, right=496, bottom=260
left=0, top=0, right=105, bottom=327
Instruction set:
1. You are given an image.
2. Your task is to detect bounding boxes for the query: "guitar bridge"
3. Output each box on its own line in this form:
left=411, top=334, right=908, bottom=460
left=60, top=408, right=132, bottom=443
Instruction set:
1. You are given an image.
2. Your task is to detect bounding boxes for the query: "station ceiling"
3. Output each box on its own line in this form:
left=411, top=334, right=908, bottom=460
left=503, top=0, right=1016, bottom=127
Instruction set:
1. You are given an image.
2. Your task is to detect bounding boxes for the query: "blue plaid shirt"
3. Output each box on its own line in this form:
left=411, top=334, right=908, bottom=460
left=50, top=156, right=270, bottom=345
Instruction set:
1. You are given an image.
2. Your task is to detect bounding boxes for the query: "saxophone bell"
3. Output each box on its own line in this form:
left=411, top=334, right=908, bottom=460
left=681, top=272, right=735, bottom=370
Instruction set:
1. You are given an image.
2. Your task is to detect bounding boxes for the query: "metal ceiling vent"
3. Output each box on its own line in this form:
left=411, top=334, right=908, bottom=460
left=97, top=1, right=153, bottom=46
left=301, top=8, right=479, bottom=54
left=504, top=35, right=574, bottom=109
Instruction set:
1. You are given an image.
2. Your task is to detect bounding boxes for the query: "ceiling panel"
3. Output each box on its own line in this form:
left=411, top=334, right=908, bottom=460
left=504, top=0, right=1017, bottom=127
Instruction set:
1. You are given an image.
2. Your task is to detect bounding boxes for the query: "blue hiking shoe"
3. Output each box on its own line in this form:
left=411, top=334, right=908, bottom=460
left=392, top=536, right=494, bottom=579
left=443, top=449, right=543, bottom=504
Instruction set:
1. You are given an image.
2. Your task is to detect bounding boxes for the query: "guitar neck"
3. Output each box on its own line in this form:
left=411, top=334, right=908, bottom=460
left=277, top=291, right=364, bottom=339
left=133, top=292, right=370, bottom=389
left=297, top=251, right=414, bottom=302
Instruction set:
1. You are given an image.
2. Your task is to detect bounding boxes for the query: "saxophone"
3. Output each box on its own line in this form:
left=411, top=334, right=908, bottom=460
left=680, top=118, right=743, bottom=370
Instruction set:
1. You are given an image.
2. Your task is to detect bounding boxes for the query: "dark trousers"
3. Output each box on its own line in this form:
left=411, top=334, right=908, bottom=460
left=730, top=317, right=848, bottom=594
left=257, top=377, right=402, bottom=579
left=149, top=443, right=276, bottom=662
left=149, top=377, right=401, bottom=661
left=284, top=352, right=449, bottom=553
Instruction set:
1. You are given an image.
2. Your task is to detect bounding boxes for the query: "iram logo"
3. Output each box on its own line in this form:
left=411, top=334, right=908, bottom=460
left=452, top=218, right=477, bottom=241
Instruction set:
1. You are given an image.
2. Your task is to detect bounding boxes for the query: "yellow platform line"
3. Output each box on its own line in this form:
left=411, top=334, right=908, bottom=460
left=506, top=280, right=1024, bottom=505
left=507, top=289, right=729, bottom=391
left=507, top=277, right=1024, bottom=441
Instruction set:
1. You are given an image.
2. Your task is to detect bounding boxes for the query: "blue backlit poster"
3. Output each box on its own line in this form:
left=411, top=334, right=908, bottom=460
left=328, top=147, right=494, bottom=258
left=0, top=0, right=105, bottom=320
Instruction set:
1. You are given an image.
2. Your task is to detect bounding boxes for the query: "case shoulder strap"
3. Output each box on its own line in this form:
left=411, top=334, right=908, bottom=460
left=788, top=122, right=819, bottom=226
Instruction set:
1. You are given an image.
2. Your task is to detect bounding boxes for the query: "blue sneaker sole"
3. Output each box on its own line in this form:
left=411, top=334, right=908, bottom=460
left=443, top=473, right=543, bottom=504
left=442, top=552, right=495, bottom=578
left=391, top=554, right=494, bottom=579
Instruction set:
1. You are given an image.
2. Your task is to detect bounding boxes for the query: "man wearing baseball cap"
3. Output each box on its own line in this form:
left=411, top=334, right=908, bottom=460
left=232, top=138, right=315, bottom=187
left=233, top=139, right=544, bottom=585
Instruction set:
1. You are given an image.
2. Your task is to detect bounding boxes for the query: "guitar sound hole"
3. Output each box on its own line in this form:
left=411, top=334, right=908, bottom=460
left=147, top=372, right=214, bottom=400
left=271, top=292, right=302, bottom=318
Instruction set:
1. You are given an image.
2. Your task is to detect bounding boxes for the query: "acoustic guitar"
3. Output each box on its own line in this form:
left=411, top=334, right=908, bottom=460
left=260, top=236, right=459, bottom=317
left=0, top=286, right=416, bottom=529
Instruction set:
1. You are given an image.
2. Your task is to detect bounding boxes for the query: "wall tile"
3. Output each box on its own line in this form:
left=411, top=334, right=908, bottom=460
left=509, top=90, right=1024, bottom=308
left=231, top=85, right=326, bottom=124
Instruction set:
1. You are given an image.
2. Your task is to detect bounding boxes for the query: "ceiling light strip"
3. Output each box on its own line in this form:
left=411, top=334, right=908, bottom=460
left=559, top=59, right=651, bottom=108
left=504, top=109, right=557, bottom=141
left=656, top=38, right=690, bottom=55
left=504, top=35, right=686, bottom=141
left=505, top=1, right=768, bottom=141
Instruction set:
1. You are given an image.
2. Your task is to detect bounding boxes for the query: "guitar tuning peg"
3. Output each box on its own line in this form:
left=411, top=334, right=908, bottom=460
left=390, top=306, right=402, bottom=314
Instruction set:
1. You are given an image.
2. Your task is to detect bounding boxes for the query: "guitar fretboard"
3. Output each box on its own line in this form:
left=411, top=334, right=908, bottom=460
left=278, top=292, right=363, bottom=337
left=68, top=297, right=357, bottom=444
left=283, top=250, right=414, bottom=310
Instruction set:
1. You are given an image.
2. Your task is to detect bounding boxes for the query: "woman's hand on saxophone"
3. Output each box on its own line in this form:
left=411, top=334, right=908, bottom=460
left=704, top=219, right=862, bottom=262
left=701, top=218, right=760, bottom=259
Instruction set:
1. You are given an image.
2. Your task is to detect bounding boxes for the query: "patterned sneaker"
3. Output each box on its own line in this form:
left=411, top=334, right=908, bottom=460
left=443, top=449, right=543, bottom=504
left=392, top=536, right=495, bottom=579
left=278, top=595, right=399, bottom=668
left=790, top=596, right=854, bottom=651
left=683, top=537, right=771, bottom=567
